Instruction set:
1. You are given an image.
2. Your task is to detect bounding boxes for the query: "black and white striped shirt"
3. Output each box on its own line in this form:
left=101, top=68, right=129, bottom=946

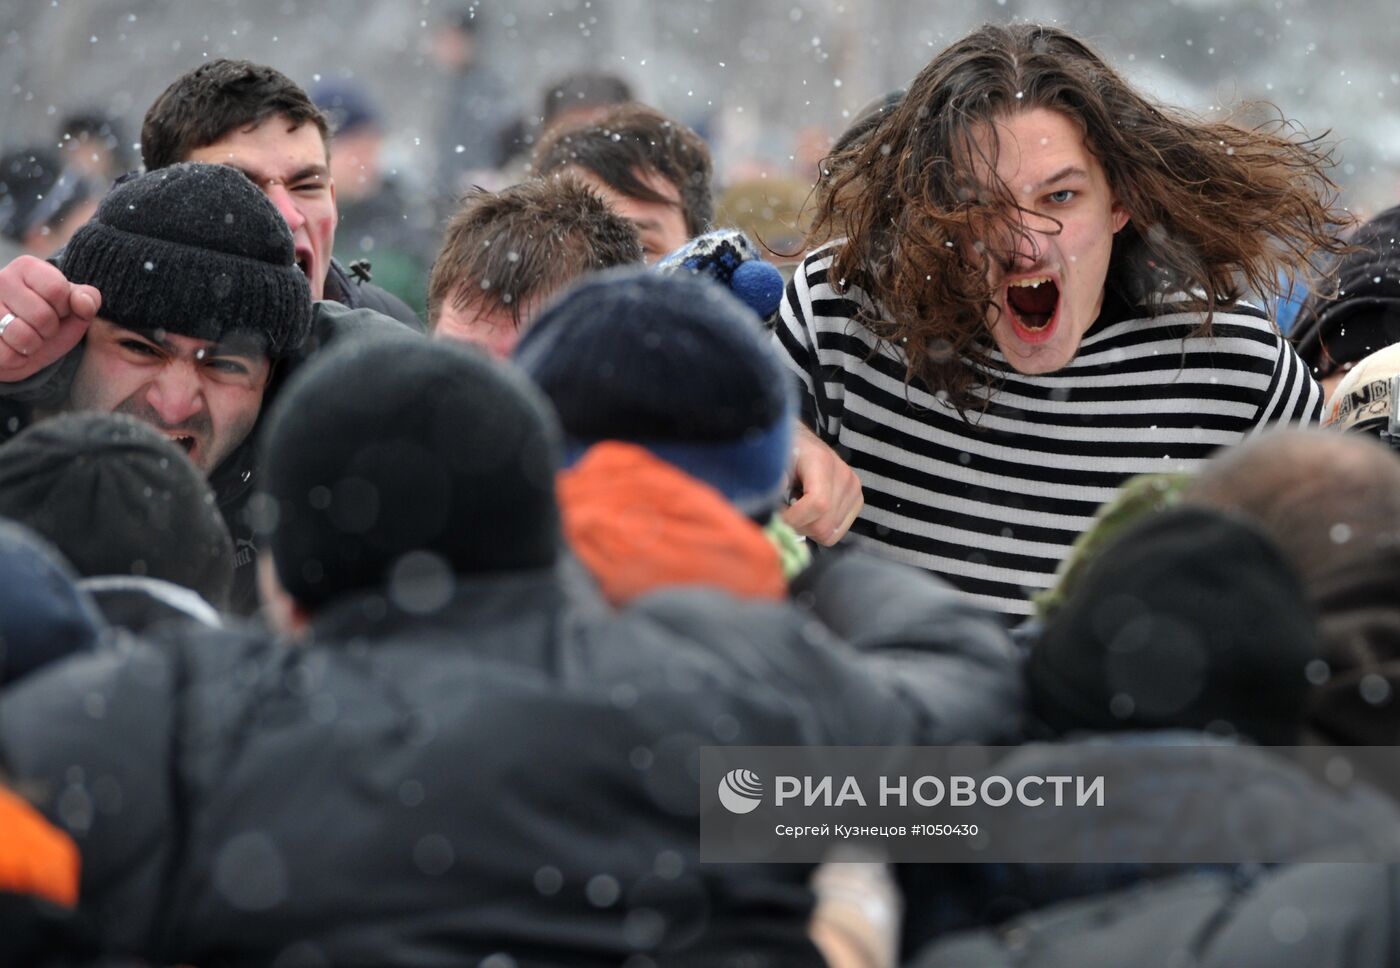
left=775, top=246, right=1322, bottom=621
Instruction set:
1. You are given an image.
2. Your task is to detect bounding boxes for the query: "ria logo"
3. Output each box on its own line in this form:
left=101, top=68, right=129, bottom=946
left=717, top=769, right=764, bottom=814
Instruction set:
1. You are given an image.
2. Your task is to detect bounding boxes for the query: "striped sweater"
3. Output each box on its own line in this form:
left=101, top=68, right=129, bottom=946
left=775, top=246, right=1322, bottom=621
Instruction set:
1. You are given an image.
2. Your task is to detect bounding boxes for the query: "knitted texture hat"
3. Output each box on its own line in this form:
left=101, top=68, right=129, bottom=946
left=258, top=334, right=563, bottom=610
left=0, top=412, right=235, bottom=610
left=655, top=228, right=786, bottom=321
left=61, top=162, right=313, bottom=359
left=513, top=268, right=796, bottom=516
left=1029, top=505, right=1322, bottom=746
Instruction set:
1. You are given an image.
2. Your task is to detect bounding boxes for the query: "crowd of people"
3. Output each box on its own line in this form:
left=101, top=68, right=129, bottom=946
left=1, top=15, right=1399, bottom=968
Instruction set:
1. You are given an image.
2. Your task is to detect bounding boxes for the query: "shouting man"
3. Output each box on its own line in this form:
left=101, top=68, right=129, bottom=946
left=0, top=163, right=313, bottom=612
left=777, top=23, right=1347, bottom=620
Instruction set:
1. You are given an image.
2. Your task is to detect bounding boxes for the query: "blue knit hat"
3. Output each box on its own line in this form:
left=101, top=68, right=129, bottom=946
left=0, top=519, right=105, bottom=687
left=513, top=268, right=795, bottom=515
left=655, top=228, right=786, bottom=321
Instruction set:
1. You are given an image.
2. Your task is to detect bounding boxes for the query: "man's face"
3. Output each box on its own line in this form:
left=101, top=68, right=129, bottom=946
left=433, top=294, right=540, bottom=359
left=66, top=318, right=271, bottom=473
left=187, top=117, right=337, bottom=301
left=567, top=166, right=690, bottom=262
left=972, top=108, right=1129, bottom=375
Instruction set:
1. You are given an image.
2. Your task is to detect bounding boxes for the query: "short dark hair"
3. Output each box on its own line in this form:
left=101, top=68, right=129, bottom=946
left=427, top=176, right=643, bottom=330
left=532, top=103, right=713, bottom=238
left=141, top=59, right=329, bottom=171
left=540, top=71, right=633, bottom=126
left=58, top=109, right=127, bottom=149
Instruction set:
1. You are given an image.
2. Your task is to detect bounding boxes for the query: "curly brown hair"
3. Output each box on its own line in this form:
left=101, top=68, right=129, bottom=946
left=809, top=23, right=1351, bottom=411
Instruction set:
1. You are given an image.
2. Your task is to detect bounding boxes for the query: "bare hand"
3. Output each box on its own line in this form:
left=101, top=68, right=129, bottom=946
left=782, top=422, right=864, bottom=546
left=0, top=255, right=100, bottom=381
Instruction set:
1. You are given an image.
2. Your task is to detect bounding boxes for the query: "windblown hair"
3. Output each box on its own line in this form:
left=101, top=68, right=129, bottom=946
left=427, top=176, right=643, bottom=329
left=142, top=59, right=329, bottom=171
left=532, top=103, right=714, bottom=238
left=809, top=22, right=1351, bottom=410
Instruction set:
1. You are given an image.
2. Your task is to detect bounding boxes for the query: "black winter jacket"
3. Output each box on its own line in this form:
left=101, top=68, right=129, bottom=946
left=324, top=256, right=423, bottom=332
left=0, top=558, right=1023, bottom=966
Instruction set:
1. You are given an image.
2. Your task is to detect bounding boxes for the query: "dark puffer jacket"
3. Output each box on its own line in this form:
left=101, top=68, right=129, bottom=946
left=913, top=862, right=1400, bottom=968
left=323, top=255, right=423, bottom=332
left=899, top=735, right=1400, bottom=959
left=0, top=555, right=1023, bottom=967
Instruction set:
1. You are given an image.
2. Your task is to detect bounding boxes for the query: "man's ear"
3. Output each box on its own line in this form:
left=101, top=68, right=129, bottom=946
left=257, top=552, right=311, bottom=639
left=1111, top=199, right=1130, bottom=234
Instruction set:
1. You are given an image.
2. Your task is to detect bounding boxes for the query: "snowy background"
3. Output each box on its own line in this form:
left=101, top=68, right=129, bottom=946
left=2, top=0, right=1396, bottom=212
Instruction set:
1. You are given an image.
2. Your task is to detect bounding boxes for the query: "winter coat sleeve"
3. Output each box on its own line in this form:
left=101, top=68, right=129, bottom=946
left=629, top=589, right=924, bottom=746
left=790, top=549, right=1028, bottom=744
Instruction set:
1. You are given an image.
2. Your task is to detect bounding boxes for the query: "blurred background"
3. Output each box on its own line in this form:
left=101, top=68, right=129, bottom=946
left=1, top=0, right=1396, bottom=308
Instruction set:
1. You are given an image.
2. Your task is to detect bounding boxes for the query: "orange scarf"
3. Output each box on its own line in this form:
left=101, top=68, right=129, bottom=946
left=558, top=441, right=786, bottom=607
left=0, top=785, right=80, bottom=908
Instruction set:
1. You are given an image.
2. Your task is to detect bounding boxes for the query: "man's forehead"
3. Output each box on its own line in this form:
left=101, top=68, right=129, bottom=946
left=445, top=289, right=539, bottom=327
left=187, top=117, right=330, bottom=173
left=569, top=165, right=681, bottom=209
left=966, top=109, right=1098, bottom=188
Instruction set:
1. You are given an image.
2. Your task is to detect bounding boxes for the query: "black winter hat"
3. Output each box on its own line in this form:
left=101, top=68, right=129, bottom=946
left=1028, top=505, right=1322, bottom=746
left=259, top=334, right=562, bottom=610
left=61, top=162, right=313, bottom=359
left=0, top=412, right=235, bottom=610
left=1293, top=204, right=1400, bottom=377
left=513, top=268, right=795, bottom=515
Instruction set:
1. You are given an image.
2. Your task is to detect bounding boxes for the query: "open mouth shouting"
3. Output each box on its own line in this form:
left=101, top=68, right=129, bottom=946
left=1004, top=275, right=1061, bottom=343
left=167, top=433, right=198, bottom=456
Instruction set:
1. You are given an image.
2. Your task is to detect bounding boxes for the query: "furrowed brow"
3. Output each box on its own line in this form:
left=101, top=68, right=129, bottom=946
left=287, top=164, right=330, bottom=184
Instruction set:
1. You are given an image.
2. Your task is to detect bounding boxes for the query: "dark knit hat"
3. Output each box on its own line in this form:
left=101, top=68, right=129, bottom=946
left=1293, top=204, right=1400, bottom=378
left=1029, top=505, right=1322, bottom=746
left=258, top=334, right=562, bottom=610
left=61, top=162, right=313, bottom=359
left=312, top=80, right=381, bottom=137
left=0, top=412, right=235, bottom=610
left=0, top=519, right=105, bottom=687
left=513, top=268, right=796, bottom=516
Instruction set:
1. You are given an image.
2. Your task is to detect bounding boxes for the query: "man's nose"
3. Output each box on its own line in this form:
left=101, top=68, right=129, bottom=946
left=1003, top=218, right=1051, bottom=270
left=262, top=183, right=306, bottom=233
left=145, top=365, right=205, bottom=426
